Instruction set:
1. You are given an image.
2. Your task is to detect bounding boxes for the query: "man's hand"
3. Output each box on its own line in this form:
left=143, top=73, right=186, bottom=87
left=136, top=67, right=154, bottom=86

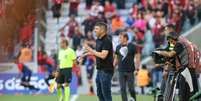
left=83, top=52, right=93, bottom=57
left=83, top=43, right=93, bottom=52
left=165, top=61, right=173, bottom=69
left=83, top=42, right=109, bottom=59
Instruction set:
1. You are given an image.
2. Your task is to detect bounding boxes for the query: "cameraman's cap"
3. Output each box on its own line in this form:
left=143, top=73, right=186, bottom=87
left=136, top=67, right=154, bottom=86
left=167, top=32, right=179, bottom=41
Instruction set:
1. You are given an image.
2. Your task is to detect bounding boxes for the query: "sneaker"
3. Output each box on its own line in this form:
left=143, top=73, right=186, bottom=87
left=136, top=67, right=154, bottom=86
left=129, top=98, right=135, bottom=101
left=48, top=83, right=55, bottom=93
left=59, top=97, right=63, bottom=101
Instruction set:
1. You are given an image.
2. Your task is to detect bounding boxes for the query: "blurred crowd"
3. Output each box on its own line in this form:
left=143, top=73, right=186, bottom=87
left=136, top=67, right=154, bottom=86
left=17, top=0, right=201, bottom=95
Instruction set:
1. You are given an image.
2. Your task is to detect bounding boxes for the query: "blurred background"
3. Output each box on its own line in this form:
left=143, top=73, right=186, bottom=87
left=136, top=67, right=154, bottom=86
left=0, top=0, right=201, bottom=101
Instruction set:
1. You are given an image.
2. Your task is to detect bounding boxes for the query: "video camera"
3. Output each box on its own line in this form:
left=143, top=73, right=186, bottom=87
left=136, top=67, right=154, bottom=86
left=152, top=49, right=169, bottom=64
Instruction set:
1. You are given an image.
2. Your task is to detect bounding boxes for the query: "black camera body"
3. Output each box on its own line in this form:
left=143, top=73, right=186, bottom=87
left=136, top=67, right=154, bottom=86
left=152, top=49, right=168, bottom=64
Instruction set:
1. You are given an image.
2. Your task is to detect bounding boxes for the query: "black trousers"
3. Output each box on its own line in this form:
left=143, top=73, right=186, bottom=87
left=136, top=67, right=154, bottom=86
left=119, top=72, right=136, bottom=101
left=177, top=68, right=198, bottom=101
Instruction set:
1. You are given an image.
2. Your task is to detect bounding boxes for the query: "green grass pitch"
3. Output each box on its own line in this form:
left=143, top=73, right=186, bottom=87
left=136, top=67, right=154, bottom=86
left=0, top=94, right=154, bottom=101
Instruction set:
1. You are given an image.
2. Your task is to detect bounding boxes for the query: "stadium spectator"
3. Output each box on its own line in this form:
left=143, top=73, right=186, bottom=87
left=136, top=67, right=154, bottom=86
left=134, top=28, right=145, bottom=54
left=151, top=63, right=163, bottom=88
left=51, top=0, right=64, bottom=23
left=72, top=26, right=83, bottom=50
left=82, top=14, right=96, bottom=35
left=186, top=1, right=196, bottom=26
left=59, top=15, right=79, bottom=38
left=126, top=27, right=135, bottom=43
left=37, top=46, right=47, bottom=72
left=18, top=44, right=32, bottom=63
left=69, top=0, right=80, bottom=16
left=19, top=22, right=33, bottom=44
left=146, top=10, right=156, bottom=29
left=129, top=3, right=138, bottom=18
left=75, top=45, right=83, bottom=86
left=95, top=12, right=107, bottom=24
left=137, top=65, right=150, bottom=94
left=142, top=25, right=154, bottom=57
left=161, top=0, right=169, bottom=17
left=111, top=14, right=125, bottom=33
left=90, top=1, right=104, bottom=17
left=85, top=0, right=93, bottom=10
left=115, top=0, right=126, bottom=9
left=104, top=0, right=116, bottom=19
left=125, top=13, right=135, bottom=27
left=83, top=31, right=96, bottom=95
left=197, top=1, right=201, bottom=21
left=133, top=12, right=147, bottom=32
left=152, top=12, right=165, bottom=48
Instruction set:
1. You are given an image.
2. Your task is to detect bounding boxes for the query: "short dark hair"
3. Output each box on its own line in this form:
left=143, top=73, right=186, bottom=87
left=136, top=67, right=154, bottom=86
left=120, top=32, right=129, bottom=40
left=95, top=22, right=108, bottom=32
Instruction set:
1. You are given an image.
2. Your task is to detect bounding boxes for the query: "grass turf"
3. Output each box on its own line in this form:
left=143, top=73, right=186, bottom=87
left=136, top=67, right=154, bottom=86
left=0, top=94, right=154, bottom=101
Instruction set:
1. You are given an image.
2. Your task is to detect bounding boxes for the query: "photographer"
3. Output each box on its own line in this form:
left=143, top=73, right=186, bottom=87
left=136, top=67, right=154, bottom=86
left=154, top=32, right=198, bottom=101
left=152, top=43, right=176, bottom=101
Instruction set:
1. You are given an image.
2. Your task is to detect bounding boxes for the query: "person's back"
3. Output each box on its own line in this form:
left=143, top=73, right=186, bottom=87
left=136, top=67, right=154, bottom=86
left=111, top=15, right=124, bottom=33
left=18, top=47, right=32, bottom=63
left=137, top=65, right=150, bottom=95
left=137, top=68, right=150, bottom=87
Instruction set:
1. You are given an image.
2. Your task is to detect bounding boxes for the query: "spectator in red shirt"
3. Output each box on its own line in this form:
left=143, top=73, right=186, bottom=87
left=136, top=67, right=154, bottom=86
left=130, top=3, right=138, bottom=18
left=104, top=1, right=116, bottom=19
left=37, top=46, right=46, bottom=66
left=59, top=15, right=79, bottom=38
left=152, top=19, right=165, bottom=48
left=51, top=0, right=64, bottom=23
left=19, top=22, right=33, bottom=45
left=186, top=1, right=196, bottom=26
left=168, top=11, right=182, bottom=33
left=134, top=28, right=145, bottom=54
left=69, top=0, right=80, bottom=16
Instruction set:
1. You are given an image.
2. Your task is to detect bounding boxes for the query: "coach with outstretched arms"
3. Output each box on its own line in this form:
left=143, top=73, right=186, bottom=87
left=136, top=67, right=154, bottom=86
left=84, top=22, right=114, bottom=101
